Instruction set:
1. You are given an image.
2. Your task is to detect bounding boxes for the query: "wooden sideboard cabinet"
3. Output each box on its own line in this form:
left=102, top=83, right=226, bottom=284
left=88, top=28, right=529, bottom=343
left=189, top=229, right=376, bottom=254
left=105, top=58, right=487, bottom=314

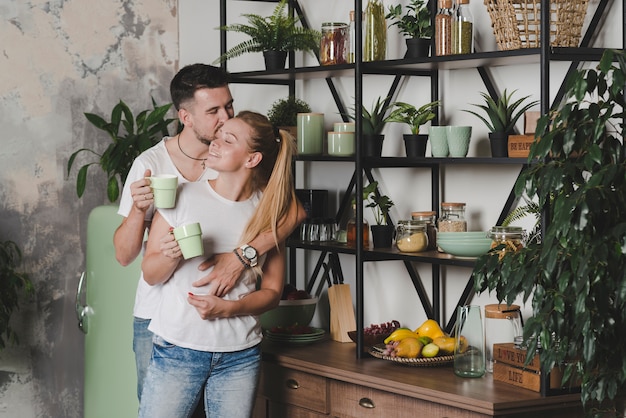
left=254, top=340, right=585, bottom=418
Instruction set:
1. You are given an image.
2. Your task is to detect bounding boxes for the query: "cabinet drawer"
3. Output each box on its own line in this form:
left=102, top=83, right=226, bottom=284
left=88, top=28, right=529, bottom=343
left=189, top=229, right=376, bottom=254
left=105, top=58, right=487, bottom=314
left=330, top=380, right=489, bottom=418
left=261, top=363, right=329, bottom=414
left=268, top=400, right=328, bottom=418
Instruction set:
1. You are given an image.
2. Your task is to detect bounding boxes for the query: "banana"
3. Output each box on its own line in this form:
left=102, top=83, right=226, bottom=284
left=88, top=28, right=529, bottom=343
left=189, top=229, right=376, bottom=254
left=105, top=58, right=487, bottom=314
left=383, top=328, right=420, bottom=345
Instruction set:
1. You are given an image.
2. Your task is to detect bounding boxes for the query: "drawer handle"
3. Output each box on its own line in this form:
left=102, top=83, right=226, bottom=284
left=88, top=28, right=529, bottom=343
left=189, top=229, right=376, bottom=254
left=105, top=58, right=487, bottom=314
left=285, top=379, right=299, bottom=390
left=358, top=398, right=375, bottom=409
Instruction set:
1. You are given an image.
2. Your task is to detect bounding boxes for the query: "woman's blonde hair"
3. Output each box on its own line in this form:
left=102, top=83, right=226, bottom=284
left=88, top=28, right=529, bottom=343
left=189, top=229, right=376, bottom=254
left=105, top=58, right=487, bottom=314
left=235, top=111, right=296, bottom=249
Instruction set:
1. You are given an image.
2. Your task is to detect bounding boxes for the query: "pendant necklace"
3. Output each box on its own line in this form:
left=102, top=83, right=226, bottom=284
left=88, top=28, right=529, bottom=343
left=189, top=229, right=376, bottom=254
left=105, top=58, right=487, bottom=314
left=177, top=134, right=207, bottom=169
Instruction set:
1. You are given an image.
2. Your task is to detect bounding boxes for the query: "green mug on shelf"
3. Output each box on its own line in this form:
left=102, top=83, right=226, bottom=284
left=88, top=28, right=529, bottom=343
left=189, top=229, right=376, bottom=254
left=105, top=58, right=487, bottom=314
left=297, top=113, right=324, bottom=155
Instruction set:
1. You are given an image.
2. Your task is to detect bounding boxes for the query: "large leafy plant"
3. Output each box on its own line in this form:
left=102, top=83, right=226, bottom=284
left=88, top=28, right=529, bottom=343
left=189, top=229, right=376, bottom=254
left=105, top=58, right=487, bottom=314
left=0, top=240, right=33, bottom=350
left=67, top=99, right=176, bottom=202
left=472, top=49, right=626, bottom=413
left=387, top=100, right=440, bottom=134
left=213, top=0, right=321, bottom=63
left=464, top=89, right=538, bottom=134
left=385, top=0, right=432, bottom=39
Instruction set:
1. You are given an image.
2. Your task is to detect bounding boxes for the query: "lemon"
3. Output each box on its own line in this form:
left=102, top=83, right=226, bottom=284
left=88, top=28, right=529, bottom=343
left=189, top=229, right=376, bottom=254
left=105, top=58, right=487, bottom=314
left=421, top=343, right=440, bottom=358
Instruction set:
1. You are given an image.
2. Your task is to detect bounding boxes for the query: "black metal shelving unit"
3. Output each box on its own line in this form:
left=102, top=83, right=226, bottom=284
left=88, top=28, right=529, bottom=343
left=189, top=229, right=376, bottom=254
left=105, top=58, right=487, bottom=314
left=218, top=0, right=622, bottom=363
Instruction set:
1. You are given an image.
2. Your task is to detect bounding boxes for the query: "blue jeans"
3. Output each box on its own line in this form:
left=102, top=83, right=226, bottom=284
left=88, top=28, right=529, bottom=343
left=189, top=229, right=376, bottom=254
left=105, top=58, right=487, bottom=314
left=139, top=335, right=261, bottom=418
left=133, top=317, right=154, bottom=401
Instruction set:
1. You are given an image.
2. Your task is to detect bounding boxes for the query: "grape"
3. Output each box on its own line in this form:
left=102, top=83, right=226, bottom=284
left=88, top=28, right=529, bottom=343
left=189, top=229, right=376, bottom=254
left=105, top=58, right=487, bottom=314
left=363, top=320, right=401, bottom=336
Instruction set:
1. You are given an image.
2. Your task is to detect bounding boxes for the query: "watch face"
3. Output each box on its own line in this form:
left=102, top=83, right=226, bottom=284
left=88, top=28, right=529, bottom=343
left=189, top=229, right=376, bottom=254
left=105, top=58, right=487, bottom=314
left=243, top=246, right=257, bottom=259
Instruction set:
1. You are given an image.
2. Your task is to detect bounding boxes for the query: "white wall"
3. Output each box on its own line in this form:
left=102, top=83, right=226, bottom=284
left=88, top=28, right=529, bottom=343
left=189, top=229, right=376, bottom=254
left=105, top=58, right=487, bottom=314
left=179, top=0, right=623, bottom=330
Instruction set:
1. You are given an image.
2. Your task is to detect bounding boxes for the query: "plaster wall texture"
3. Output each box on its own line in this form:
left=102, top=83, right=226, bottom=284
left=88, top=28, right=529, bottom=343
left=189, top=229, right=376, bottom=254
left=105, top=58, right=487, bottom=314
left=0, top=0, right=177, bottom=416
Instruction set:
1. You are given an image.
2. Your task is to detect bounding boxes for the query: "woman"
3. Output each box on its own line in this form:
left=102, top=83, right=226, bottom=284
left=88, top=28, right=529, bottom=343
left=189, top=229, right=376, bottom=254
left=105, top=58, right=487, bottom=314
left=139, top=111, right=296, bottom=418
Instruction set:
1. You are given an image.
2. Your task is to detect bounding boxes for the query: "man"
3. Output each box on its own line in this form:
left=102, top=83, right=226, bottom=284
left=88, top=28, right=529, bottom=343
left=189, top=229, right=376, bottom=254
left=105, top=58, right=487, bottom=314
left=113, top=63, right=304, bottom=401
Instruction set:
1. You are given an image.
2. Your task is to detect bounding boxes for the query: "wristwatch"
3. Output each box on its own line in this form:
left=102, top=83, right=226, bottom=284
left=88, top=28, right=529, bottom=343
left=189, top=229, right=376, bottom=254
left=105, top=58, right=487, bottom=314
left=239, top=244, right=258, bottom=267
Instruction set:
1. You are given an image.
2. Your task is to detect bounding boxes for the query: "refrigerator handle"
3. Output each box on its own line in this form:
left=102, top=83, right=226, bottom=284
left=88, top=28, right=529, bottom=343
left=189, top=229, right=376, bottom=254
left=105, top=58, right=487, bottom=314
left=75, top=271, right=89, bottom=334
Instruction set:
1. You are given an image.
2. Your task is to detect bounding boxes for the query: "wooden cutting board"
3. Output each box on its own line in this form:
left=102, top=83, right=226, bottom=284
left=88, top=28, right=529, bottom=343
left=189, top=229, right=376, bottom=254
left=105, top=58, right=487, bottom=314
left=328, top=283, right=356, bottom=343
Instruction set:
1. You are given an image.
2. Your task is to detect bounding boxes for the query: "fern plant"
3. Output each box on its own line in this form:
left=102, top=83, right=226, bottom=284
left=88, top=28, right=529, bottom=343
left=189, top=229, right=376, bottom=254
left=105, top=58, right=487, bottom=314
left=67, top=98, right=176, bottom=202
left=213, top=0, right=321, bottom=64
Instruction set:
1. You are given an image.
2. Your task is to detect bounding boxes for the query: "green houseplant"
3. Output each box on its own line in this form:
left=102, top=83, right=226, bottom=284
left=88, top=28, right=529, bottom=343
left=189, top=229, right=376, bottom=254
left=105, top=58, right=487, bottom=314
left=464, top=89, right=538, bottom=157
left=385, top=0, right=432, bottom=58
left=213, top=0, right=321, bottom=71
left=0, top=239, right=34, bottom=350
left=346, top=96, right=393, bottom=156
left=387, top=100, right=440, bottom=157
left=472, top=49, right=626, bottom=414
left=362, top=181, right=395, bottom=248
left=67, top=99, right=176, bottom=203
left=267, top=96, right=312, bottom=137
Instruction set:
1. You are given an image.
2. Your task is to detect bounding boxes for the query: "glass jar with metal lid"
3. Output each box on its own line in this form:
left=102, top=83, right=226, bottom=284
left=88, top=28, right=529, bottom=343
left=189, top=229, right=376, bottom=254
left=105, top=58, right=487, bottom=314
left=438, top=202, right=467, bottom=232
left=320, top=22, right=348, bottom=65
left=484, top=303, right=523, bottom=372
left=395, top=220, right=428, bottom=253
left=488, top=226, right=525, bottom=252
left=411, top=211, right=437, bottom=250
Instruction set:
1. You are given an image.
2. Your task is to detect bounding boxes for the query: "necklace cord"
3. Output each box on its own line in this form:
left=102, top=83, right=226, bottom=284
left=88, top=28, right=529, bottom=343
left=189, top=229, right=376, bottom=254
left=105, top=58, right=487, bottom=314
left=177, top=134, right=207, bottom=169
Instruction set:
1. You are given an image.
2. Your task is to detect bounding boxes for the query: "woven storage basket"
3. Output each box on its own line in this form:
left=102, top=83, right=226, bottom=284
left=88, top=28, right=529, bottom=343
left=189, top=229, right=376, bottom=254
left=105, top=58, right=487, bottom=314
left=484, top=0, right=588, bottom=50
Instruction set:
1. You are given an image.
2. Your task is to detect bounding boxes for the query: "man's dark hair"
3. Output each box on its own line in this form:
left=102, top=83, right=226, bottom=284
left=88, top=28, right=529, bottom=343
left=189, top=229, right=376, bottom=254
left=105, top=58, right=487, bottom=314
left=170, top=64, right=230, bottom=110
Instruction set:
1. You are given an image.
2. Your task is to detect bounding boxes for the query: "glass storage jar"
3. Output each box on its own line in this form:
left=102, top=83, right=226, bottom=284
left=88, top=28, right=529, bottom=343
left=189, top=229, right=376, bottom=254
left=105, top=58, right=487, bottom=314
left=411, top=211, right=437, bottom=250
left=395, top=220, right=428, bottom=253
left=347, top=204, right=369, bottom=248
left=438, top=202, right=467, bottom=232
left=321, top=22, right=348, bottom=65
left=488, top=226, right=525, bottom=252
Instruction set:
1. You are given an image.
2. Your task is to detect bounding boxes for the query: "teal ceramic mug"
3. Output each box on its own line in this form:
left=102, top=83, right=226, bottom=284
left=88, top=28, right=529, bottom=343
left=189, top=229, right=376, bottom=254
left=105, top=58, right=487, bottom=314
left=429, top=126, right=449, bottom=157
left=446, top=126, right=472, bottom=157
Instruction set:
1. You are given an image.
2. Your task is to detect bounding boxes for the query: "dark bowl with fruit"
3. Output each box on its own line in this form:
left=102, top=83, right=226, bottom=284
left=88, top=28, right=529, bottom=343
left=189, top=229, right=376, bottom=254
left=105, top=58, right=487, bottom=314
left=260, top=285, right=318, bottom=330
left=348, top=320, right=401, bottom=349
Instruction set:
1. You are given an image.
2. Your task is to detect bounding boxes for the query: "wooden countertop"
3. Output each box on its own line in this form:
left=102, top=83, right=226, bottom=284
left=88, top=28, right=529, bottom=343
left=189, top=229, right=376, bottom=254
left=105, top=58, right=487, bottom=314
left=261, top=339, right=583, bottom=417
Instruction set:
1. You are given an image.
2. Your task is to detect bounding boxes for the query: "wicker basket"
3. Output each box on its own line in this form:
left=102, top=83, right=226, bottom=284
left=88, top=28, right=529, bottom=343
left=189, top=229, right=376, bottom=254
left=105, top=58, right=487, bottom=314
left=484, top=0, right=589, bottom=50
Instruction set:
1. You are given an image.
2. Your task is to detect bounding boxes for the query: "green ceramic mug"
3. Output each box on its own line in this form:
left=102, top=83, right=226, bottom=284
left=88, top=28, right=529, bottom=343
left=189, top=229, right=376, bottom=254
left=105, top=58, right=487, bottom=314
left=173, top=222, right=204, bottom=259
left=297, top=113, right=324, bottom=155
left=327, top=131, right=355, bottom=156
left=147, top=174, right=178, bottom=208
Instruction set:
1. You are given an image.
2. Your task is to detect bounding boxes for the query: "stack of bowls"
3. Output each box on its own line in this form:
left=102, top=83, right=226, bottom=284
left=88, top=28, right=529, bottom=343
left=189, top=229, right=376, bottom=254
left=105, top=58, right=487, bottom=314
left=437, top=231, right=492, bottom=257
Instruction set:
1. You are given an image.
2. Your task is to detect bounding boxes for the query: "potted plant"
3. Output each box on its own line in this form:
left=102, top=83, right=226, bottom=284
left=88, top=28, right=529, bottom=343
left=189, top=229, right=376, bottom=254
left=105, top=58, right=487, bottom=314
left=213, top=0, right=321, bottom=71
left=363, top=181, right=395, bottom=248
left=387, top=100, right=440, bottom=157
left=472, top=49, right=626, bottom=415
left=0, top=239, right=34, bottom=350
left=386, top=0, right=433, bottom=58
left=267, top=96, right=312, bottom=138
left=346, top=96, right=393, bottom=157
left=67, top=99, right=177, bottom=203
left=464, top=89, right=538, bottom=157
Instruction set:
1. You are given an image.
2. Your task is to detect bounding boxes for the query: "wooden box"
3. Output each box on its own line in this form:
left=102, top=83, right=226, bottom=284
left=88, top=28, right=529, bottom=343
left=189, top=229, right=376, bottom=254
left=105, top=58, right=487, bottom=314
left=492, top=343, right=580, bottom=394
left=508, top=134, right=536, bottom=158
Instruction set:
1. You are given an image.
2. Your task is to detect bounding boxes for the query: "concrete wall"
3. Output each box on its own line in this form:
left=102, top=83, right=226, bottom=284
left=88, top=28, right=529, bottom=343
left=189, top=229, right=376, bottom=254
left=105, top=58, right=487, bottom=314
left=0, top=0, right=177, bottom=416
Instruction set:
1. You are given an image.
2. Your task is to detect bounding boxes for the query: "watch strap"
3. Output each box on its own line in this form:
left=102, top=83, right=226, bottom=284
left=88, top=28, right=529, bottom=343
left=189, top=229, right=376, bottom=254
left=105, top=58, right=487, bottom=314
left=233, top=248, right=251, bottom=268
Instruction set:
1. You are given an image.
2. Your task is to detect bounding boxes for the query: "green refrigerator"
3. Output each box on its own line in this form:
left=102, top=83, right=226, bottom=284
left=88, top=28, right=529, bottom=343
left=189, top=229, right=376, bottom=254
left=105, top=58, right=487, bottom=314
left=76, top=205, right=141, bottom=417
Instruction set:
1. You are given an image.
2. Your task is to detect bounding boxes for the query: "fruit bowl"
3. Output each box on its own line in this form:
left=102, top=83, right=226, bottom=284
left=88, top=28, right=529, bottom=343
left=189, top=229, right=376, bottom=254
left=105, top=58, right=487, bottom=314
left=260, top=297, right=318, bottom=330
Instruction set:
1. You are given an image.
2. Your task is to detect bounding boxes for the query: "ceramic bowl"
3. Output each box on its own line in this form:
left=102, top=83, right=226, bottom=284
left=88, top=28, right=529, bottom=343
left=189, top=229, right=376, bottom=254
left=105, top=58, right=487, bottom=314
left=437, top=231, right=489, bottom=240
left=260, top=297, right=318, bottom=330
left=437, top=238, right=492, bottom=257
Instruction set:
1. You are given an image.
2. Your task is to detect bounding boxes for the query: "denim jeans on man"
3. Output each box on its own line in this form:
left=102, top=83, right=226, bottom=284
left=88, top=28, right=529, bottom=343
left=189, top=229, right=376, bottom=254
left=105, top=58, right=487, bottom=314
left=138, top=335, right=261, bottom=418
left=133, top=317, right=153, bottom=400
